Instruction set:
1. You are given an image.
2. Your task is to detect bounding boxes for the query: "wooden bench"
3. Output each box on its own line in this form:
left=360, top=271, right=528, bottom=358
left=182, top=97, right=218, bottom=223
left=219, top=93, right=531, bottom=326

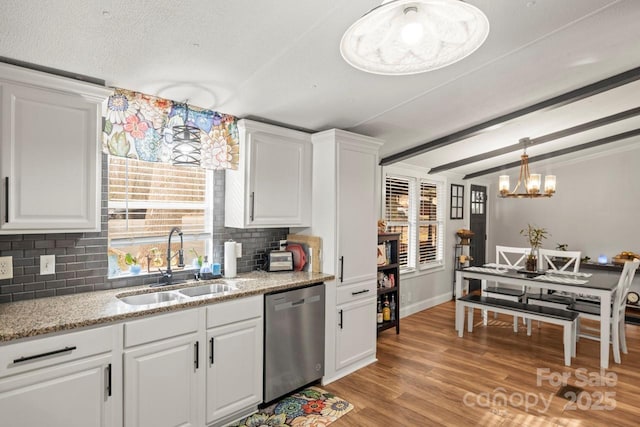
left=456, top=294, right=579, bottom=366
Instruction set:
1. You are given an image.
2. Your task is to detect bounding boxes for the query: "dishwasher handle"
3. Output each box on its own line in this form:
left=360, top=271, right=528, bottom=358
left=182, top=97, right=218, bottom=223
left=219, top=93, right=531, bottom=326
left=273, top=294, right=321, bottom=311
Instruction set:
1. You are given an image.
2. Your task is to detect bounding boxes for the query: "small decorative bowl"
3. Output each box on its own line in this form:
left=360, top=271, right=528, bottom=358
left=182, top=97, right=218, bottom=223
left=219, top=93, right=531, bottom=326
left=456, top=229, right=474, bottom=245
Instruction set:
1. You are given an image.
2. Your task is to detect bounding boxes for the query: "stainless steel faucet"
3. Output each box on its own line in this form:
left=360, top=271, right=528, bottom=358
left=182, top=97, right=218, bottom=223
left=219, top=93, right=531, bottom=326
left=159, top=226, right=185, bottom=285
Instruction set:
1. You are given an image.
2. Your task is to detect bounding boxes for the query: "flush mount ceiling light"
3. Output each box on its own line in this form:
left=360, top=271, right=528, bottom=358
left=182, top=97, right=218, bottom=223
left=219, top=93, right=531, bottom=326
left=340, top=0, right=490, bottom=75
left=498, top=138, right=556, bottom=199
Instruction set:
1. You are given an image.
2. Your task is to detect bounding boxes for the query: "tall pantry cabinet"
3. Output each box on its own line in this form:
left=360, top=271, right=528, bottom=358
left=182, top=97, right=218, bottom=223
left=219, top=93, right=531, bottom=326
left=310, top=129, right=382, bottom=384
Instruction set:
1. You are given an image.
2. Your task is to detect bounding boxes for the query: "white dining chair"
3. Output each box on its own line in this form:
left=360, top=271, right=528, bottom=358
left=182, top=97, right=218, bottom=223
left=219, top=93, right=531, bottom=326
left=525, top=248, right=581, bottom=328
left=483, top=245, right=531, bottom=330
left=526, top=248, right=582, bottom=309
left=568, top=258, right=639, bottom=364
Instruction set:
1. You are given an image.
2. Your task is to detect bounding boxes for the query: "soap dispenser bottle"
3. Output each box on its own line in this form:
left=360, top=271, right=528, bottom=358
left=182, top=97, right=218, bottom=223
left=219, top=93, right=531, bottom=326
left=200, top=256, right=212, bottom=279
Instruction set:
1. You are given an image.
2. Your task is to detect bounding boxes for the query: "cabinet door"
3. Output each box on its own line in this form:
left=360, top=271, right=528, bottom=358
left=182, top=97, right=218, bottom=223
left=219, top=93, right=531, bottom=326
left=248, top=130, right=311, bottom=227
left=0, top=354, right=113, bottom=427
left=0, top=82, right=102, bottom=233
left=206, top=317, right=262, bottom=424
left=336, top=297, right=376, bottom=370
left=336, top=142, right=378, bottom=284
left=124, top=334, right=200, bottom=427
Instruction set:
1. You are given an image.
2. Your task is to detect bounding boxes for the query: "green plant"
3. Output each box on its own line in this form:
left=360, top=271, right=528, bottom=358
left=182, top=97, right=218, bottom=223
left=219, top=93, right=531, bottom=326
left=190, top=248, right=203, bottom=268
left=521, top=224, right=548, bottom=271
left=124, top=253, right=139, bottom=266
left=556, top=243, right=568, bottom=251
left=520, top=224, right=549, bottom=251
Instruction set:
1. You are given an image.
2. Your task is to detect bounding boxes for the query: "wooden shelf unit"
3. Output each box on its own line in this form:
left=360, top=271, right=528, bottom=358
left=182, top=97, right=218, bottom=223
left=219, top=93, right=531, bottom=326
left=377, top=233, right=400, bottom=335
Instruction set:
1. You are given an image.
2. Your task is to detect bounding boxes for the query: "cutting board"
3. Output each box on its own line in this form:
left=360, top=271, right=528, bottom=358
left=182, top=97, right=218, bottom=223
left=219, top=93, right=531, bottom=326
left=287, top=234, right=322, bottom=273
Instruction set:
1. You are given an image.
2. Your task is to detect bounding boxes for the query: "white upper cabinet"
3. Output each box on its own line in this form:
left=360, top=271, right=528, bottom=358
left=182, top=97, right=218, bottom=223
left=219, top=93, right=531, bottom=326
left=0, top=63, right=111, bottom=234
left=225, top=119, right=311, bottom=228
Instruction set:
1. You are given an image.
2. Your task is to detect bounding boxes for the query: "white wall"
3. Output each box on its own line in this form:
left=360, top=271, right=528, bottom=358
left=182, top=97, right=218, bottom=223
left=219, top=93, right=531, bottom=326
left=488, top=144, right=640, bottom=262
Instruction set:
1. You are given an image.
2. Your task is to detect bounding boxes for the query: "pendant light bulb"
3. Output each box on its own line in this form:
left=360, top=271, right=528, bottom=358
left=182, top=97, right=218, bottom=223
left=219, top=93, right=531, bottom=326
left=400, top=6, right=424, bottom=45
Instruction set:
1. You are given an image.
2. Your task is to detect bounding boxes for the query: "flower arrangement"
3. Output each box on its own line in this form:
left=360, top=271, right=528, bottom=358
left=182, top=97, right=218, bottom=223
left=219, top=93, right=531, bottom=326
left=125, top=253, right=142, bottom=275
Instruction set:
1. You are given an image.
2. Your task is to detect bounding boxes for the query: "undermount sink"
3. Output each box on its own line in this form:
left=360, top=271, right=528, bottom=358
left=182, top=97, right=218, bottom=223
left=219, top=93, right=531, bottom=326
left=118, top=291, right=186, bottom=305
left=178, top=283, right=238, bottom=298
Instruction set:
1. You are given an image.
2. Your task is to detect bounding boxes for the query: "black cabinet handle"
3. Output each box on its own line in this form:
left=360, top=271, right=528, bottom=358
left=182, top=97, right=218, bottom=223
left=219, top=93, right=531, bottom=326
left=209, top=337, right=215, bottom=365
left=339, top=256, right=344, bottom=282
left=250, top=192, right=255, bottom=221
left=13, top=346, right=77, bottom=364
left=351, top=289, right=370, bottom=295
left=4, top=177, right=8, bottom=223
left=194, top=341, right=199, bottom=370
left=106, top=363, right=112, bottom=397
left=338, top=309, right=343, bottom=329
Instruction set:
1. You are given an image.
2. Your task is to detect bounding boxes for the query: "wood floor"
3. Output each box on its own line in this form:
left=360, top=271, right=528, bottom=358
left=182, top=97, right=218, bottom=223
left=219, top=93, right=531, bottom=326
left=323, top=301, right=640, bottom=427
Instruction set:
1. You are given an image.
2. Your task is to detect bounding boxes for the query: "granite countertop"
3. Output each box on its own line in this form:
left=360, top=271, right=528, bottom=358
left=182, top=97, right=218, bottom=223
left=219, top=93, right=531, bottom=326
left=0, top=271, right=334, bottom=343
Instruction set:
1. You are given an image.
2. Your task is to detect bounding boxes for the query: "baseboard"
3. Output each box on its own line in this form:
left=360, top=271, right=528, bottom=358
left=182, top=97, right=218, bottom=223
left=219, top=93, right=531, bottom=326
left=400, top=292, right=452, bottom=318
left=321, top=355, right=377, bottom=385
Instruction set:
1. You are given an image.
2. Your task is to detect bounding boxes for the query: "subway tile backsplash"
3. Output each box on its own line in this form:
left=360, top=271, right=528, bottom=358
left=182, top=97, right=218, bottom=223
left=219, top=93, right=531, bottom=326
left=0, top=158, right=287, bottom=303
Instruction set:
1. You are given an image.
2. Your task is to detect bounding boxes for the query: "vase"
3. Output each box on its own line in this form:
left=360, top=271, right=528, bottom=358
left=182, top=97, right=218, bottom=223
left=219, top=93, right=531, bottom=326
left=525, top=254, right=537, bottom=272
left=129, top=264, right=142, bottom=275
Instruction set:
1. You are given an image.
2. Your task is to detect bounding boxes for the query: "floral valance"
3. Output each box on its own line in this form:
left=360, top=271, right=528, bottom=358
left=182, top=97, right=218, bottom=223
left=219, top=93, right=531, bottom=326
left=102, top=89, right=239, bottom=170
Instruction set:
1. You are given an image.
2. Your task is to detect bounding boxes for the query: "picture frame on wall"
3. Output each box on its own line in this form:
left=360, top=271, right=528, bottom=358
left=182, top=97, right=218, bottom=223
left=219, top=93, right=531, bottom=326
left=450, top=184, right=464, bottom=220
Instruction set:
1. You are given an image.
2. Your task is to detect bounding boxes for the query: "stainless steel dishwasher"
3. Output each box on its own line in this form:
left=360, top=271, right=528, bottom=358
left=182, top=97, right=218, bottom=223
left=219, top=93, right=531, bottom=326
left=264, top=283, right=325, bottom=403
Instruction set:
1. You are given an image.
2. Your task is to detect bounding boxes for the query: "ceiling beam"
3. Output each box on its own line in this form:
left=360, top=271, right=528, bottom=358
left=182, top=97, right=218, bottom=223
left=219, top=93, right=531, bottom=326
left=379, top=65, right=640, bottom=166
left=463, top=128, right=640, bottom=180
left=428, top=106, right=640, bottom=174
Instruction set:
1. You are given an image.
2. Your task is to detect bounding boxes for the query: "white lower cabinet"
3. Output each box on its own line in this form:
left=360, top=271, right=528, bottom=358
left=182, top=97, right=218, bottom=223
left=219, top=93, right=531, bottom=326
left=124, top=333, right=201, bottom=427
left=123, top=308, right=203, bottom=427
left=205, top=296, right=263, bottom=426
left=123, top=297, right=263, bottom=427
left=335, top=296, right=377, bottom=371
left=0, top=296, right=264, bottom=427
left=0, top=325, right=119, bottom=427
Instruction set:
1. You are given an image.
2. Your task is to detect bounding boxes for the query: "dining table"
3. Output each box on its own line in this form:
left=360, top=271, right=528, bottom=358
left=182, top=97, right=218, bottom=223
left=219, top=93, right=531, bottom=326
left=455, top=265, right=618, bottom=369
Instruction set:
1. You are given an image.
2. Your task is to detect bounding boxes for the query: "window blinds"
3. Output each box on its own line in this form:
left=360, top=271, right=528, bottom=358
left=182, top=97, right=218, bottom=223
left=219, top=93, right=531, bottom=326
left=418, top=180, right=444, bottom=267
left=108, top=156, right=211, bottom=242
left=385, top=174, right=444, bottom=271
left=385, top=176, right=412, bottom=267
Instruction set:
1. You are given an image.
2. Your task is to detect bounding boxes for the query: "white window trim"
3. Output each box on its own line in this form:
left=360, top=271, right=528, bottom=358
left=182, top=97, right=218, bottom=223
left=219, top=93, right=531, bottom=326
left=383, top=164, right=446, bottom=277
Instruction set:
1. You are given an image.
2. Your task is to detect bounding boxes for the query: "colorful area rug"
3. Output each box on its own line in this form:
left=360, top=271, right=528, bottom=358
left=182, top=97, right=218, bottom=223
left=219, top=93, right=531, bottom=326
left=230, top=386, right=354, bottom=427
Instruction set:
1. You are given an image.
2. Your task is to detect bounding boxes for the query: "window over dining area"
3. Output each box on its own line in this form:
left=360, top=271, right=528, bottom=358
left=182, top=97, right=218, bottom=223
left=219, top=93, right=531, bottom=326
left=384, top=171, right=444, bottom=273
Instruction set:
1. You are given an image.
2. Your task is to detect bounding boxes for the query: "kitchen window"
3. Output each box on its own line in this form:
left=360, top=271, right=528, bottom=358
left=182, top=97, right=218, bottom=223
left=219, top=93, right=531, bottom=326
left=107, top=156, right=213, bottom=277
left=384, top=171, right=444, bottom=272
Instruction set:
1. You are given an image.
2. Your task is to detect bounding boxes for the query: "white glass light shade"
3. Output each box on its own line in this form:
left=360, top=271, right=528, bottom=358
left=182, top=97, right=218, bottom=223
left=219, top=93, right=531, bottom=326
left=400, top=7, right=424, bottom=45
left=544, top=175, right=556, bottom=194
left=340, top=0, right=490, bottom=75
left=527, top=174, right=541, bottom=193
left=498, top=175, right=510, bottom=194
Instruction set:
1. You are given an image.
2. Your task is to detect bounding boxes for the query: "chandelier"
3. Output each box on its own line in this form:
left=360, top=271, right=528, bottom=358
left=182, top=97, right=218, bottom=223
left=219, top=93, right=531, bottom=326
left=498, top=138, right=556, bottom=198
left=339, top=0, right=490, bottom=75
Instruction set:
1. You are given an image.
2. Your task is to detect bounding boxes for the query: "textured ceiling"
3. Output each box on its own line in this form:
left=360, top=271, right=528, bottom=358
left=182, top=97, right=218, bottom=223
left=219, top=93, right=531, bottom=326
left=1, top=0, right=639, bottom=177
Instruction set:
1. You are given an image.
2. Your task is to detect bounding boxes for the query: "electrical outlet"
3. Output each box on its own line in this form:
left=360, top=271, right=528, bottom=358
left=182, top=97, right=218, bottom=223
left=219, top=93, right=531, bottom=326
left=40, top=255, right=56, bottom=275
left=0, top=256, right=13, bottom=280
